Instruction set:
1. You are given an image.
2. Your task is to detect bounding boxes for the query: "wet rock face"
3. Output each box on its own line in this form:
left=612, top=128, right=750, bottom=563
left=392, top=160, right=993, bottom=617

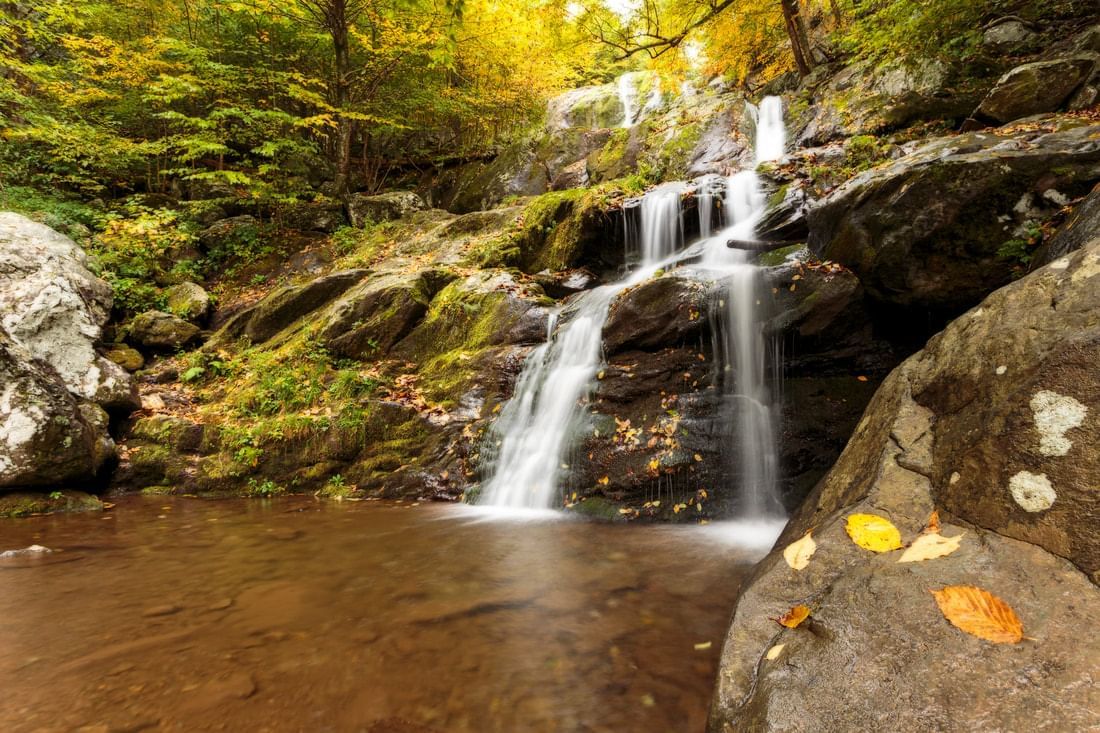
left=0, top=212, right=137, bottom=411
left=972, top=56, right=1096, bottom=125
left=808, top=123, right=1100, bottom=315
left=603, top=275, right=709, bottom=353
left=709, top=234, right=1100, bottom=732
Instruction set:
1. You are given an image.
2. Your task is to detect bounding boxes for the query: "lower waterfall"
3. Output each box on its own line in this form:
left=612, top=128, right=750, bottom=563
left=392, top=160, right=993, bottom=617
left=479, top=97, right=788, bottom=518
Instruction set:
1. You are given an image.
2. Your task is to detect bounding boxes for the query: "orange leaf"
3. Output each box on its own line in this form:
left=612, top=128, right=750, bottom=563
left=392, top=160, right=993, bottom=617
left=776, top=604, right=811, bottom=629
left=924, top=510, right=941, bottom=534
left=931, top=586, right=1023, bottom=644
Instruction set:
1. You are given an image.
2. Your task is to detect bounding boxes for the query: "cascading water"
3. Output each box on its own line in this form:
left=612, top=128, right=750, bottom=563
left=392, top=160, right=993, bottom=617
left=479, top=185, right=687, bottom=509
left=618, top=74, right=639, bottom=128
left=698, top=96, right=787, bottom=518
left=752, top=96, right=786, bottom=165
left=479, top=95, right=789, bottom=517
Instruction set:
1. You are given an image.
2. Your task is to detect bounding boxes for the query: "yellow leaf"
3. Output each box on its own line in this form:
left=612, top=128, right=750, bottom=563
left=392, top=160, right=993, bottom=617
left=693, top=453, right=703, bottom=462
left=765, top=644, right=785, bottom=660
left=931, top=585, right=1023, bottom=644
left=898, top=532, right=964, bottom=563
left=598, top=476, right=610, bottom=485
left=845, top=513, right=903, bottom=552
left=776, top=604, right=811, bottom=629
left=693, top=641, right=712, bottom=650
left=783, top=529, right=816, bottom=570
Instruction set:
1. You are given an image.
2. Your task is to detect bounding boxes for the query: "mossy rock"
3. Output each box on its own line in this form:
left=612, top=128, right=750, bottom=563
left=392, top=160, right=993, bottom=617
left=566, top=496, right=626, bottom=522
left=0, top=490, right=103, bottom=518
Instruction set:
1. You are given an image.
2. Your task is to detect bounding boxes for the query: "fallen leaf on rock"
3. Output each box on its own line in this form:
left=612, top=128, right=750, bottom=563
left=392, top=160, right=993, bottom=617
left=783, top=530, right=816, bottom=570
left=776, top=604, right=811, bottom=629
left=899, top=531, right=964, bottom=563
left=845, top=513, right=903, bottom=552
left=765, top=644, right=785, bottom=660
left=931, top=585, right=1023, bottom=644
left=693, top=641, right=712, bottom=651
left=923, top=510, right=941, bottom=534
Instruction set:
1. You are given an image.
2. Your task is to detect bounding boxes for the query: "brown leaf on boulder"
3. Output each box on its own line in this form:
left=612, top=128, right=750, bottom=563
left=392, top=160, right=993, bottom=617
left=931, top=585, right=1023, bottom=644
left=776, top=604, right=811, bottom=629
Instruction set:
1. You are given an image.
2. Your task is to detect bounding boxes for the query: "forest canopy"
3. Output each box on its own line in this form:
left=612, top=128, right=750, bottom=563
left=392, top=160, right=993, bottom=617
left=0, top=0, right=1083, bottom=205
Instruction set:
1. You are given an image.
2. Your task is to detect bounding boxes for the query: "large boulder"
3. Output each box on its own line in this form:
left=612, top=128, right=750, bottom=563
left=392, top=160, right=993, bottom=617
left=208, top=269, right=368, bottom=348
left=808, top=122, right=1100, bottom=315
left=0, top=212, right=137, bottom=411
left=0, top=329, right=111, bottom=487
left=603, top=274, right=709, bottom=353
left=709, top=233, right=1100, bottom=731
left=320, top=270, right=451, bottom=359
left=346, top=191, right=425, bottom=227
left=972, top=56, right=1096, bottom=126
left=128, top=310, right=200, bottom=351
left=164, top=281, right=212, bottom=324
left=793, top=60, right=984, bottom=147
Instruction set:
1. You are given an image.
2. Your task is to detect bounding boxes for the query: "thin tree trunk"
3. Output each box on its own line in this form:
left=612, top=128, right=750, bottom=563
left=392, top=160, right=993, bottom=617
left=329, top=0, right=354, bottom=197
left=780, top=0, right=813, bottom=76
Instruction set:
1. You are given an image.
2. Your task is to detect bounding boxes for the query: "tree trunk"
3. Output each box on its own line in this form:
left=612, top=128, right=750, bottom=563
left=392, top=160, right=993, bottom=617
left=780, top=0, right=813, bottom=76
left=329, top=0, right=354, bottom=197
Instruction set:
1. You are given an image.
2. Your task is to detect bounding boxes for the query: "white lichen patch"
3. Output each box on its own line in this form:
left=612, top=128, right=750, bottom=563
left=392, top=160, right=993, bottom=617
left=995, top=365, right=1007, bottom=375
left=1049, top=257, right=1070, bottom=271
left=1071, top=252, right=1100, bottom=284
left=1030, top=390, right=1087, bottom=457
left=1008, top=471, right=1056, bottom=513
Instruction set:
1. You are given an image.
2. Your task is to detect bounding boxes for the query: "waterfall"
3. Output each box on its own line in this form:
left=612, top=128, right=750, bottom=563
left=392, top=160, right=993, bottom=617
left=699, top=95, right=786, bottom=518
left=618, top=74, right=639, bottom=128
left=479, top=187, right=686, bottom=509
left=754, top=96, right=786, bottom=165
left=479, top=95, right=788, bottom=517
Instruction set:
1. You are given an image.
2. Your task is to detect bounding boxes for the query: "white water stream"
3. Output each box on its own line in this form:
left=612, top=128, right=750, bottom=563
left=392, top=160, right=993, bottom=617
left=480, top=95, right=788, bottom=518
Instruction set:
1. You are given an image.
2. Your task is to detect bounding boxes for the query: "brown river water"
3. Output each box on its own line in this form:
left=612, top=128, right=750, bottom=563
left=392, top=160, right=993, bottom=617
left=0, top=497, right=778, bottom=733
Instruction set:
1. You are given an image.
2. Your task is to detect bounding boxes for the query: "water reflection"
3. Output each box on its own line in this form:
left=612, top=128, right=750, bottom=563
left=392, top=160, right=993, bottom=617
left=0, top=497, right=768, bottom=732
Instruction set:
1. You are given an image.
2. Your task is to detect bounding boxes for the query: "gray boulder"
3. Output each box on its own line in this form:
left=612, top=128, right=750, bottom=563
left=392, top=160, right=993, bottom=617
left=0, top=212, right=137, bottom=411
left=981, top=18, right=1041, bottom=55
left=347, top=191, right=425, bottom=227
left=0, top=329, right=111, bottom=487
left=129, top=310, right=200, bottom=351
left=164, top=281, right=212, bottom=324
left=709, top=233, right=1100, bottom=732
left=973, top=56, right=1096, bottom=125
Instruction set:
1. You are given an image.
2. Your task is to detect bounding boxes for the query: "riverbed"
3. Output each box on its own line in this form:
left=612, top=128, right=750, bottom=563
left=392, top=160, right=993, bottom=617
left=0, top=497, right=775, bottom=732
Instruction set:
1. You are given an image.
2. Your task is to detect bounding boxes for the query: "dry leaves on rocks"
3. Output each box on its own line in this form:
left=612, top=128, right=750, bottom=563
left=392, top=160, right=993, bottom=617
left=769, top=510, right=1025, bottom=649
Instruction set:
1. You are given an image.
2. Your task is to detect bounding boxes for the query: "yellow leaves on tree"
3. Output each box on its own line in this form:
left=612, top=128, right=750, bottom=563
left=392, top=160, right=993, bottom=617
left=845, top=513, right=903, bottom=552
left=931, top=586, right=1024, bottom=644
left=783, top=529, right=816, bottom=570
left=776, top=604, right=811, bottom=629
